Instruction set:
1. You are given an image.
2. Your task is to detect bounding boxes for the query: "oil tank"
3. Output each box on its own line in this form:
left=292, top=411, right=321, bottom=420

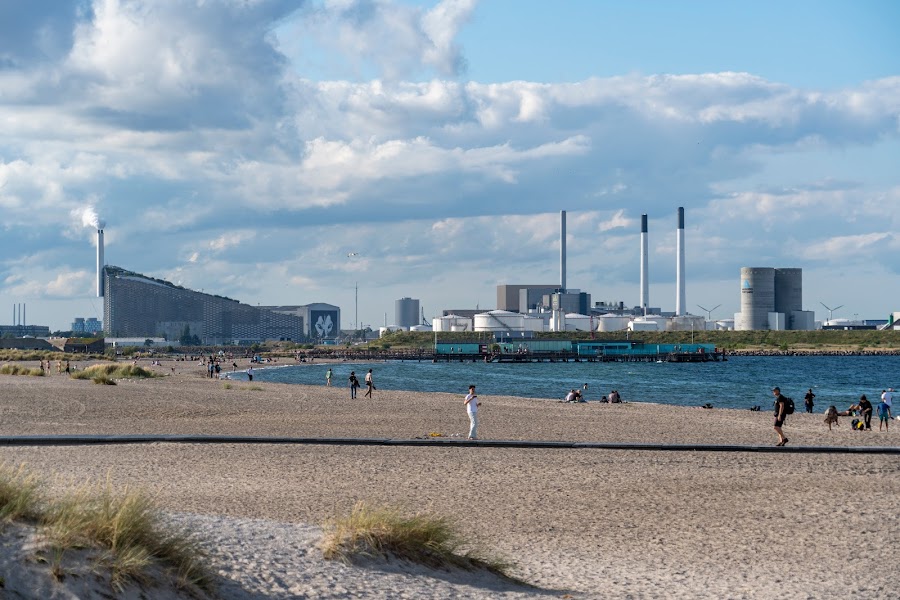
left=564, top=313, right=592, bottom=332
left=474, top=310, right=526, bottom=332
left=596, top=314, right=630, bottom=332
left=739, top=267, right=775, bottom=330
left=774, top=268, right=802, bottom=323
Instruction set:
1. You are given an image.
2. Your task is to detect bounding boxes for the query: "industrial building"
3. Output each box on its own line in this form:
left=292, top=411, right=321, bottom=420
left=258, top=304, right=341, bottom=339
left=103, top=266, right=306, bottom=344
left=737, top=267, right=814, bottom=330
left=395, top=297, right=420, bottom=329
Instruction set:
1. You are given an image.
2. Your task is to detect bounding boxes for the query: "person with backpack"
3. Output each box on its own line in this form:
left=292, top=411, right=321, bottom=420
left=772, top=386, right=790, bottom=446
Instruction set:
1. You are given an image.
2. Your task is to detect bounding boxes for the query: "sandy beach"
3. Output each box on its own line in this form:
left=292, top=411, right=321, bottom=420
left=0, top=359, right=897, bottom=598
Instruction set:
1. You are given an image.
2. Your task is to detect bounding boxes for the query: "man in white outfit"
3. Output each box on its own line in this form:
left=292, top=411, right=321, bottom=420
left=882, top=388, right=893, bottom=409
left=464, top=385, right=481, bottom=440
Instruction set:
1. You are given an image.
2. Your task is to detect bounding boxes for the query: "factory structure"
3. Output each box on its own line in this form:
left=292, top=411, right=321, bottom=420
left=95, top=227, right=337, bottom=344
left=736, top=267, right=814, bottom=331
left=429, top=208, right=710, bottom=335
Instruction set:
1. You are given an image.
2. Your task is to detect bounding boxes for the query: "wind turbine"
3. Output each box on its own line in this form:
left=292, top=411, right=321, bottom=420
left=697, top=304, right=721, bottom=321
left=819, top=302, right=844, bottom=322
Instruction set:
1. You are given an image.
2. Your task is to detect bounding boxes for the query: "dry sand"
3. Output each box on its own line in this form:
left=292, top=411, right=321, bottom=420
left=0, top=359, right=898, bottom=599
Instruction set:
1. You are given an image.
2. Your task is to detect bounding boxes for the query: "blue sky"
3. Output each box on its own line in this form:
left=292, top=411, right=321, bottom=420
left=1, top=0, right=898, bottom=332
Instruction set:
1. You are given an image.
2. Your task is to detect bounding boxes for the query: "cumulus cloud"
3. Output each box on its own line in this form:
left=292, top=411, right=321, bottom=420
left=0, top=1, right=898, bottom=328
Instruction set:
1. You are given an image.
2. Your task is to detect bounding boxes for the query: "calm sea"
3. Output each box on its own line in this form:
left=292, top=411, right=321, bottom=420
left=248, top=355, right=900, bottom=411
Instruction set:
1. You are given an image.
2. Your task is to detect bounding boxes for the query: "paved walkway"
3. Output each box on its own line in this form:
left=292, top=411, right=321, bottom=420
left=0, top=435, right=897, bottom=454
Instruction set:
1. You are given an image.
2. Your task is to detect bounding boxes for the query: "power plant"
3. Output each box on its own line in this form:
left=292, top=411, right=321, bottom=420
left=737, top=267, right=813, bottom=330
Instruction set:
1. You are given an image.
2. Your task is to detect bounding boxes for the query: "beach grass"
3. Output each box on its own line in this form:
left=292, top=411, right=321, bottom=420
left=69, top=364, right=160, bottom=383
left=0, top=463, right=212, bottom=593
left=321, top=501, right=517, bottom=579
left=0, top=364, right=46, bottom=376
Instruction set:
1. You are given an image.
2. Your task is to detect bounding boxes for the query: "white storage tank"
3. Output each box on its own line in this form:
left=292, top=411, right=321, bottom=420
left=432, top=315, right=472, bottom=332
left=523, top=315, right=546, bottom=332
left=715, top=319, right=735, bottom=330
left=564, top=313, right=593, bottom=331
left=628, top=319, right=659, bottom=332
left=474, top=310, right=526, bottom=332
left=379, top=326, right=401, bottom=337
left=596, top=313, right=630, bottom=332
left=409, top=324, right=432, bottom=332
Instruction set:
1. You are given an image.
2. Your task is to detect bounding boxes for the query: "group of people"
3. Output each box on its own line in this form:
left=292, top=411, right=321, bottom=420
left=562, top=385, right=622, bottom=403
left=823, top=388, right=893, bottom=432
left=38, top=360, right=72, bottom=375
left=774, top=386, right=895, bottom=443
left=339, top=368, right=375, bottom=399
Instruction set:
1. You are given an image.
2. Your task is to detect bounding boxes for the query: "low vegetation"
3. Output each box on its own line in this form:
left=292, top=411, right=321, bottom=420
left=0, top=364, right=45, bottom=376
left=321, top=501, right=516, bottom=579
left=69, top=364, right=159, bottom=384
left=360, top=329, right=900, bottom=352
left=0, top=463, right=212, bottom=594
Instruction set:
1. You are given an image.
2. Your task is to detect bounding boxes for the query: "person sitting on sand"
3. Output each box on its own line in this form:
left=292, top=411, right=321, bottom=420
left=838, top=403, right=861, bottom=417
left=565, top=390, right=577, bottom=403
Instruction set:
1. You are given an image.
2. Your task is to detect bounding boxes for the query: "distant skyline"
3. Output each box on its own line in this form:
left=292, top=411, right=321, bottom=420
left=1, top=0, right=899, bottom=332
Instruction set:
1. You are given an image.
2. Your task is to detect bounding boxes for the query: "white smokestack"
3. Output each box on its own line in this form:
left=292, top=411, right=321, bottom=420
left=676, top=207, right=686, bottom=316
left=560, top=210, right=566, bottom=293
left=97, top=229, right=105, bottom=297
left=640, top=214, right=649, bottom=314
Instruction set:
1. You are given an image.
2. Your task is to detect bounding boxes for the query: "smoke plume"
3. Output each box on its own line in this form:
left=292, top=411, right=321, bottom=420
left=77, top=205, right=106, bottom=230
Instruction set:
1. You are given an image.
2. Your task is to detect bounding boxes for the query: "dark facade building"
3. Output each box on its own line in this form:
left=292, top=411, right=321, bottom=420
left=103, top=266, right=304, bottom=344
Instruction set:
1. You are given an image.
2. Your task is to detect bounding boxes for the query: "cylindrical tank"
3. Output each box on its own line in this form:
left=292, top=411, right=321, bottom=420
left=596, top=314, right=630, bottom=332
left=628, top=319, right=659, bottom=331
left=523, top=315, right=545, bottom=332
left=740, top=267, right=775, bottom=330
left=449, top=325, right=468, bottom=332
left=409, top=324, right=432, bottom=332
left=564, top=313, right=592, bottom=332
left=432, top=315, right=471, bottom=332
left=774, top=268, right=802, bottom=319
left=474, top=310, right=526, bottom=332
left=378, top=326, right=401, bottom=337
left=395, top=297, right=420, bottom=329
left=716, top=319, right=735, bottom=331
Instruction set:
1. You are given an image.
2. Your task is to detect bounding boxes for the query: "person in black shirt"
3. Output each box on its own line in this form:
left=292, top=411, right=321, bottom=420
left=804, top=388, right=815, bottom=413
left=858, top=394, right=873, bottom=430
left=772, top=387, right=788, bottom=446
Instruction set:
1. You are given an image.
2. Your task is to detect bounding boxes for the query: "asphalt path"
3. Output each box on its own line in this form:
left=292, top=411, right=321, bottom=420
left=0, top=435, right=898, bottom=454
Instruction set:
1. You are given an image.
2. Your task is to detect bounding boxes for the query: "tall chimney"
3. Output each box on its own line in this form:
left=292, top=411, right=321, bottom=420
left=676, top=207, right=686, bottom=316
left=560, top=210, right=567, bottom=293
left=640, top=214, right=649, bottom=314
left=97, top=229, right=105, bottom=297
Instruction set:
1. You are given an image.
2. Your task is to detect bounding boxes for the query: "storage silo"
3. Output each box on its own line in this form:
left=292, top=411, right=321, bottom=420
left=739, top=267, right=775, bottom=330
left=596, top=314, right=630, bottom=332
left=774, top=268, right=802, bottom=324
left=474, top=310, right=526, bottom=332
left=395, top=297, right=420, bottom=330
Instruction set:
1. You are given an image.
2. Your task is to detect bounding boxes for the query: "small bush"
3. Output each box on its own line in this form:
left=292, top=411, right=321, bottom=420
left=321, top=502, right=515, bottom=579
left=92, top=375, right=117, bottom=385
left=0, top=364, right=46, bottom=377
left=222, top=383, right=233, bottom=390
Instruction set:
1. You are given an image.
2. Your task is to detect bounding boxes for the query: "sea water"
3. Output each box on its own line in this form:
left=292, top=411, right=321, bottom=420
left=250, top=355, right=900, bottom=411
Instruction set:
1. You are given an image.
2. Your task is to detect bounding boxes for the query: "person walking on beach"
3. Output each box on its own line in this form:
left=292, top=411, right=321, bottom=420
left=804, top=388, right=815, bottom=413
left=364, top=368, right=375, bottom=398
left=858, top=394, right=873, bottom=430
left=772, top=387, right=789, bottom=446
left=464, top=385, right=481, bottom=440
left=877, top=400, right=891, bottom=431
left=881, top=388, right=893, bottom=412
left=325, top=368, right=333, bottom=387
left=349, top=371, right=359, bottom=399
left=247, top=366, right=254, bottom=382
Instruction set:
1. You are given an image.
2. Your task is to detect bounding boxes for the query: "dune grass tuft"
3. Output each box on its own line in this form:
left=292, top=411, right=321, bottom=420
left=0, top=463, right=213, bottom=594
left=70, top=364, right=159, bottom=382
left=0, top=463, right=43, bottom=521
left=321, top=501, right=516, bottom=579
left=0, top=364, right=45, bottom=376
left=42, top=478, right=212, bottom=591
